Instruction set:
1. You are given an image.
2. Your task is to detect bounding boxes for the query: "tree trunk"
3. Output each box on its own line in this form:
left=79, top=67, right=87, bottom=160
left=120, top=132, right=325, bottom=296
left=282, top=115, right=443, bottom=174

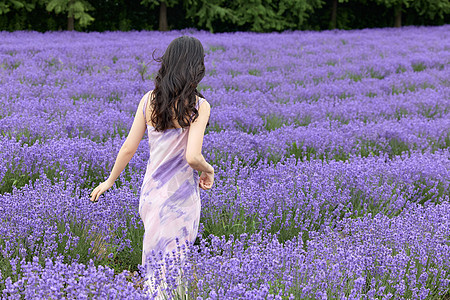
left=330, top=0, right=337, bottom=29
left=159, top=2, right=168, bottom=31
left=394, top=3, right=401, bottom=27
left=68, top=15, right=74, bottom=31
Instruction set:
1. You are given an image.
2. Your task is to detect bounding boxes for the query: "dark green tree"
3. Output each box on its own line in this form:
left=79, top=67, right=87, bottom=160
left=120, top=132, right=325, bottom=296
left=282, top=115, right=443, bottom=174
left=330, top=0, right=337, bottom=28
left=409, top=0, right=450, bottom=20
left=374, top=0, right=449, bottom=27
left=184, top=0, right=325, bottom=32
left=374, top=0, right=409, bottom=27
left=330, top=0, right=370, bottom=29
left=140, top=0, right=178, bottom=31
left=184, top=0, right=236, bottom=32
left=43, top=0, right=94, bottom=30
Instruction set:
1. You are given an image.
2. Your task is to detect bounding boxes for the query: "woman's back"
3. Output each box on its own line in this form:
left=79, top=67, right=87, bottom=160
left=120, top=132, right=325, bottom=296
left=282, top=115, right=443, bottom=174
left=142, top=91, right=206, bottom=192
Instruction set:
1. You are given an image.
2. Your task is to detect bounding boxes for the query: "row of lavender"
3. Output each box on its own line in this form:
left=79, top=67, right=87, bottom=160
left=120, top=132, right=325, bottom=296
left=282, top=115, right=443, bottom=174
left=1, top=25, right=449, bottom=299
left=1, top=52, right=449, bottom=143
left=1, top=28, right=449, bottom=141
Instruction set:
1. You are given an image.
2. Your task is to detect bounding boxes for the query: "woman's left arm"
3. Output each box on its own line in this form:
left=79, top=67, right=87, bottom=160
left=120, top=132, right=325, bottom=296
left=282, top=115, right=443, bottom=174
left=90, top=92, right=149, bottom=202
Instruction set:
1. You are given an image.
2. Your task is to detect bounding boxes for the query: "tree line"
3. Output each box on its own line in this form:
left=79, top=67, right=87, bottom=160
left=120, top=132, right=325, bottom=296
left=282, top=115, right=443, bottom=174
left=0, top=0, right=448, bottom=32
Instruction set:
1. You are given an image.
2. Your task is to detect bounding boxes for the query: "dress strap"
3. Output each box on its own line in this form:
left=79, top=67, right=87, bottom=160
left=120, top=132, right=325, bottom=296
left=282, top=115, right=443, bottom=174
left=196, top=96, right=205, bottom=109
left=143, top=91, right=151, bottom=119
left=190, top=96, right=206, bottom=122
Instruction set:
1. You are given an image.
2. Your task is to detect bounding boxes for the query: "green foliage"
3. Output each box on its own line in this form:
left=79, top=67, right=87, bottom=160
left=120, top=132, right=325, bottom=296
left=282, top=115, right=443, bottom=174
left=346, top=71, right=362, bottom=82
left=409, top=0, right=450, bottom=19
left=204, top=123, right=223, bottom=134
left=0, top=0, right=34, bottom=15
left=248, top=68, right=261, bottom=76
left=184, top=0, right=238, bottom=32
left=0, top=0, right=448, bottom=32
left=394, top=107, right=408, bottom=120
left=137, top=61, right=148, bottom=81
left=45, top=0, right=94, bottom=27
left=184, top=0, right=324, bottom=32
left=358, top=139, right=383, bottom=157
left=294, top=115, right=312, bottom=127
left=0, top=212, right=144, bottom=284
left=412, top=62, right=426, bottom=72
left=0, top=165, right=40, bottom=195
left=263, top=114, right=287, bottom=131
left=367, top=67, right=385, bottom=79
left=419, top=103, right=441, bottom=119
left=373, top=0, right=409, bottom=9
left=396, top=65, right=407, bottom=73
left=197, top=84, right=213, bottom=92
left=228, top=69, right=242, bottom=78
left=374, top=0, right=450, bottom=23
left=207, top=45, right=225, bottom=53
left=104, top=212, right=144, bottom=274
left=388, top=137, right=410, bottom=156
left=140, top=0, right=178, bottom=8
left=202, top=205, right=258, bottom=241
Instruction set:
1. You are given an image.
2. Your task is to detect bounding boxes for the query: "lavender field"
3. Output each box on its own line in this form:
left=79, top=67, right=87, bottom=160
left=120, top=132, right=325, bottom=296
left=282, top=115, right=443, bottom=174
left=0, top=25, right=449, bottom=299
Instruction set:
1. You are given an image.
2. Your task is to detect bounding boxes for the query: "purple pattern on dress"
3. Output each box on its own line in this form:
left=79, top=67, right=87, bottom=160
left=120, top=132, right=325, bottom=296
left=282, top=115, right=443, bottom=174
left=152, top=149, right=187, bottom=188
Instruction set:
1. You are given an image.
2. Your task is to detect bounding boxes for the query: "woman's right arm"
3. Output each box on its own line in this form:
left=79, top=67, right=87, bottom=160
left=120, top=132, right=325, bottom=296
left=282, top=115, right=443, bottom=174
left=186, top=100, right=214, bottom=174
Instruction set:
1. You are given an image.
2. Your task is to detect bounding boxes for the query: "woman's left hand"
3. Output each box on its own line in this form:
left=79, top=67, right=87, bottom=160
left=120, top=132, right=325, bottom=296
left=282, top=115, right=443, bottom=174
left=90, top=180, right=114, bottom=202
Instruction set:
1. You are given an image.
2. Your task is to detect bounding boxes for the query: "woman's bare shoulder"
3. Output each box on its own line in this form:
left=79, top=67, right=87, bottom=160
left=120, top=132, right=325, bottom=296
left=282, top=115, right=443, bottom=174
left=146, top=90, right=154, bottom=98
left=200, top=99, right=210, bottom=108
left=196, top=95, right=210, bottom=108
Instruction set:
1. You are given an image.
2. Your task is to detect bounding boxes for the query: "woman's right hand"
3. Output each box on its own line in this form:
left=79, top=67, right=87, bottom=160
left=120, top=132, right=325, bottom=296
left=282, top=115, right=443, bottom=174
left=199, top=170, right=214, bottom=190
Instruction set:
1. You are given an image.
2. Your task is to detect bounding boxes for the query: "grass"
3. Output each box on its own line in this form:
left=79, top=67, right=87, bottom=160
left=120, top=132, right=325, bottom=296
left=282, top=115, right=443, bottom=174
left=357, top=138, right=384, bottom=158
left=208, top=45, right=225, bottom=53
left=263, top=114, right=287, bottom=131
left=396, top=65, right=407, bottom=73
left=228, top=70, right=242, bottom=78
left=420, top=104, right=441, bottom=119
left=326, top=113, right=350, bottom=124
left=71, top=93, right=94, bottom=103
left=394, top=107, right=409, bottom=120
left=365, top=91, right=377, bottom=97
left=204, top=123, right=224, bottom=134
left=102, top=212, right=144, bottom=274
left=202, top=206, right=258, bottom=241
left=294, top=115, right=312, bottom=127
left=107, top=92, right=121, bottom=103
left=234, top=120, right=258, bottom=134
left=347, top=72, right=362, bottom=82
left=412, top=62, right=426, bottom=72
left=1, top=127, right=44, bottom=146
left=388, top=137, right=410, bottom=156
left=197, top=84, right=213, bottom=92
left=0, top=163, right=47, bottom=195
left=367, top=67, right=385, bottom=79
left=248, top=69, right=261, bottom=76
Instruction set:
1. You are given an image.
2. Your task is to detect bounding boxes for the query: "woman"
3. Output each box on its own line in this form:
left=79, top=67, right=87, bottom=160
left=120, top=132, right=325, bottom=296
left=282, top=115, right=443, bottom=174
left=90, top=36, right=214, bottom=298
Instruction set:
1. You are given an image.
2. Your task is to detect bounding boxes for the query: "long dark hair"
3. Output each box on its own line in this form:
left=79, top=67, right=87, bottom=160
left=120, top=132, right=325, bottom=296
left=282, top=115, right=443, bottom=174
left=148, top=36, right=206, bottom=131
